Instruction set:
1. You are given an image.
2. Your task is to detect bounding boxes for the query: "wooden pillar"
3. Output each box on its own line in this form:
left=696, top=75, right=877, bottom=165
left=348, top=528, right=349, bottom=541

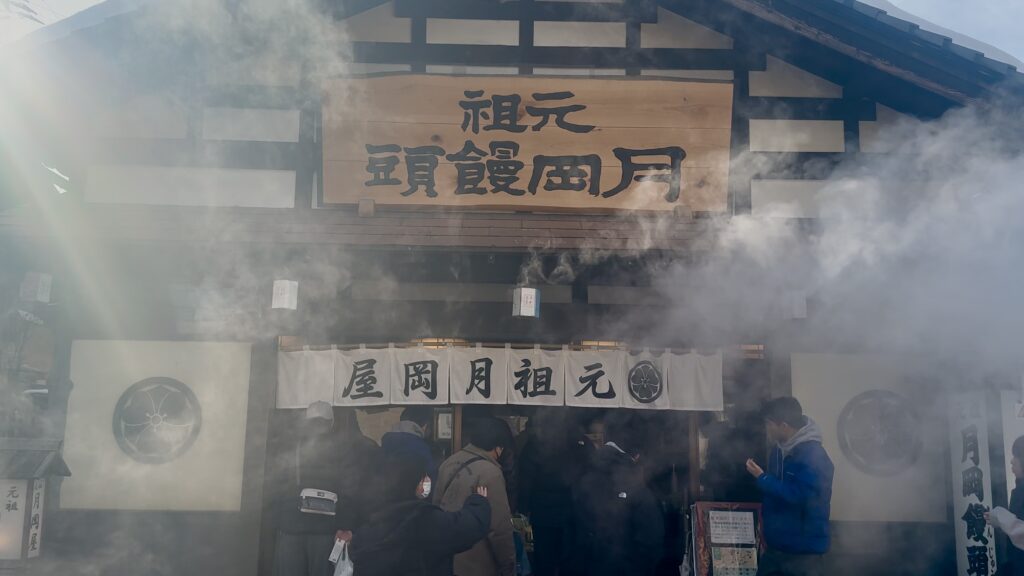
left=453, top=405, right=464, bottom=451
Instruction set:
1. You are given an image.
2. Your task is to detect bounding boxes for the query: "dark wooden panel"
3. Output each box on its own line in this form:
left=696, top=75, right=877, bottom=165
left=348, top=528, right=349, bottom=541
left=350, top=42, right=759, bottom=70
left=394, top=0, right=658, bottom=23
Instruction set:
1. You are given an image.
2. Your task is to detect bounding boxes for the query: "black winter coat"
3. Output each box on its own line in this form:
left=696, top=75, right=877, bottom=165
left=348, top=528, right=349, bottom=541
left=350, top=494, right=491, bottom=576
left=572, top=445, right=665, bottom=576
left=519, top=431, right=592, bottom=527
left=277, top=432, right=379, bottom=534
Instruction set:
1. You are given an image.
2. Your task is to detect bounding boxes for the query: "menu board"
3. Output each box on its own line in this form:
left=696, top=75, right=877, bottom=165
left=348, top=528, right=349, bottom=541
left=692, top=502, right=763, bottom=576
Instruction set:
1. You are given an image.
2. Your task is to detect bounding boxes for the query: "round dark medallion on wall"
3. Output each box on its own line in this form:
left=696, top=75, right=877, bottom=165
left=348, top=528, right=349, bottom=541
left=627, top=360, right=664, bottom=404
left=112, top=377, right=202, bottom=464
left=837, top=389, right=922, bottom=476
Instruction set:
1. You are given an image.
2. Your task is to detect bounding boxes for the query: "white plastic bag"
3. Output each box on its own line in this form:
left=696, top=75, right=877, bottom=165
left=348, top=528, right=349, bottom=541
left=332, top=540, right=354, bottom=576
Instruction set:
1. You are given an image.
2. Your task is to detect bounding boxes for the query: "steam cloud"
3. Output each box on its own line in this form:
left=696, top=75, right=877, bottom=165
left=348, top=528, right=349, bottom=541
left=2, top=0, right=1024, bottom=574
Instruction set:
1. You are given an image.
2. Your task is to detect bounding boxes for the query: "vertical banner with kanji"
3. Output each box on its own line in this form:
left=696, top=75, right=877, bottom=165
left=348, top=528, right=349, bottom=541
left=391, top=346, right=451, bottom=405
left=948, top=392, right=996, bottom=576
left=277, top=348, right=335, bottom=408
left=507, top=346, right=565, bottom=406
left=450, top=345, right=508, bottom=405
left=0, top=479, right=27, bottom=559
left=334, top=346, right=392, bottom=407
left=27, top=478, right=44, bottom=558
left=623, top=350, right=670, bottom=410
left=565, top=350, right=624, bottom=408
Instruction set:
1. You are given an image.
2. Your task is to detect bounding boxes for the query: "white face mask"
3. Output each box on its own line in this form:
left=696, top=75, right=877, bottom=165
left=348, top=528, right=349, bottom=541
left=419, top=477, right=432, bottom=499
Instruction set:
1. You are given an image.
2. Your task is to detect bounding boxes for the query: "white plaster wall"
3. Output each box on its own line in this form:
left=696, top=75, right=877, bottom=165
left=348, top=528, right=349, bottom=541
left=205, top=53, right=301, bottom=87
left=202, top=108, right=301, bottom=142
left=749, top=56, right=842, bottom=98
left=340, top=1, right=410, bottom=43
left=426, top=65, right=519, bottom=75
left=85, top=166, right=296, bottom=208
left=345, top=63, right=413, bottom=74
left=95, top=95, right=189, bottom=140
left=749, top=119, right=845, bottom=153
left=751, top=179, right=827, bottom=218
left=62, top=341, right=252, bottom=511
left=641, top=8, right=733, bottom=49
left=534, top=21, right=626, bottom=47
left=640, top=69, right=733, bottom=81
left=860, top=104, right=917, bottom=153
left=427, top=19, right=518, bottom=45
left=532, top=67, right=626, bottom=76
left=791, top=353, right=947, bottom=523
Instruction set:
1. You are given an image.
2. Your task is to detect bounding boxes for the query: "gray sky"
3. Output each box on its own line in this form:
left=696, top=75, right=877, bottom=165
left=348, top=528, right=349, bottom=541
left=3, top=0, right=1023, bottom=63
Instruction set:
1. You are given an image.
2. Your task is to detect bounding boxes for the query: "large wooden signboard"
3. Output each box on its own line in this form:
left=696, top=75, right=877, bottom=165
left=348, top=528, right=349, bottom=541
left=322, top=75, right=732, bottom=212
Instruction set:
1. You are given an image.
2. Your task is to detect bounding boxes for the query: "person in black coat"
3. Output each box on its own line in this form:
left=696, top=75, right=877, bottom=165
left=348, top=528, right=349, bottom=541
left=350, top=451, right=492, bottom=576
left=273, top=403, right=379, bottom=576
left=572, top=418, right=665, bottom=576
left=519, top=411, right=593, bottom=576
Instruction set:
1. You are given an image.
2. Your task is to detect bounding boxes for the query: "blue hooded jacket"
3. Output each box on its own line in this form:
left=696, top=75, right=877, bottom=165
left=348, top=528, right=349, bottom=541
left=757, top=417, right=834, bottom=555
left=381, top=421, right=438, bottom=484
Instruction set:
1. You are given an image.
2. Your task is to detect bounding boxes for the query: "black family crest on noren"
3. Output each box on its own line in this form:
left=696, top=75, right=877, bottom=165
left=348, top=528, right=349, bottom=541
left=837, top=389, right=922, bottom=476
left=627, top=360, right=663, bottom=404
left=112, top=377, right=202, bottom=464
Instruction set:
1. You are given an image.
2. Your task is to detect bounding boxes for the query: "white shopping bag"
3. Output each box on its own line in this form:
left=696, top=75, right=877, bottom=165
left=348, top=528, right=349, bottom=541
left=331, top=539, right=354, bottom=576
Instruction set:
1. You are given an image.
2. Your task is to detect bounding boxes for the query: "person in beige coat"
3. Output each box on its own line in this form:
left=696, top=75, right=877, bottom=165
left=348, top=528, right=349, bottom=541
left=435, top=417, right=517, bottom=576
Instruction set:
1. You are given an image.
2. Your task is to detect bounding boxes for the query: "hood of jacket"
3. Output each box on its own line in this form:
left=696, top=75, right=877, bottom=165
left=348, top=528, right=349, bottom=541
left=779, top=417, right=823, bottom=457
left=391, top=420, right=425, bottom=438
left=592, top=443, right=636, bottom=473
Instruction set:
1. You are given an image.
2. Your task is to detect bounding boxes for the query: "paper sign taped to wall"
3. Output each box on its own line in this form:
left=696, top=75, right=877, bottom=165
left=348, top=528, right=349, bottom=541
left=709, top=510, right=756, bottom=545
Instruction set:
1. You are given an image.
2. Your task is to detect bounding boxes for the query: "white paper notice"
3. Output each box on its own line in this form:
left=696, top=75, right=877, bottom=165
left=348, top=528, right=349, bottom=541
left=708, top=511, right=756, bottom=545
left=271, top=280, right=299, bottom=310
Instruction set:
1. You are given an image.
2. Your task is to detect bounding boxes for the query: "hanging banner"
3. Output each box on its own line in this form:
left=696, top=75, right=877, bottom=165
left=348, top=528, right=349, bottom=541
left=450, top=345, right=508, bottom=405
left=0, top=480, right=27, bottom=560
left=666, top=351, right=724, bottom=411
left=565, top=350, right=624, bottom=408
left=623, top=350, right=670, bottom=410
left=322, top=75, right=733, bottom=213
left=277, top=348, right=335, bottom=408
left=334, top=346, right=392, bottom=407
left=27, top=478, right=44, bottom=558
left=391, top=346, right=451, bottom=405
left=507, top=347, right=565, bottom=406
left=948, top=392, right=997, bottom=576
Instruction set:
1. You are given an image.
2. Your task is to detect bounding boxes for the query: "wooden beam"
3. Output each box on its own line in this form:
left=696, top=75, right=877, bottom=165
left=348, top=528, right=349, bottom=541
left=394, top=0, right=658, bottom=23
left=351, top=42, right=758, bottom=70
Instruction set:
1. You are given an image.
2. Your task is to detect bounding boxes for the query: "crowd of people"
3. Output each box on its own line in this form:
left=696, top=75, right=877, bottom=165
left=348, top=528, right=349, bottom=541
left=272, top=397, right=839, bottom=576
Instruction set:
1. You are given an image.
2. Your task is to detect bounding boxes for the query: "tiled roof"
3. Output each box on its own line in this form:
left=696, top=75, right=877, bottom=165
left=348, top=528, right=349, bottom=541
left=0, top=438, right=71, bottom=479
left=840, top=0, right=1018, bottom=75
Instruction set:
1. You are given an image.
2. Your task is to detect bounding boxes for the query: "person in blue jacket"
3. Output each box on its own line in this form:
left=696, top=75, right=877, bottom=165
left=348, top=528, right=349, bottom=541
left=745, top=397, right=834, bottom=576
left=381, top=406, right=438, bottom=484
